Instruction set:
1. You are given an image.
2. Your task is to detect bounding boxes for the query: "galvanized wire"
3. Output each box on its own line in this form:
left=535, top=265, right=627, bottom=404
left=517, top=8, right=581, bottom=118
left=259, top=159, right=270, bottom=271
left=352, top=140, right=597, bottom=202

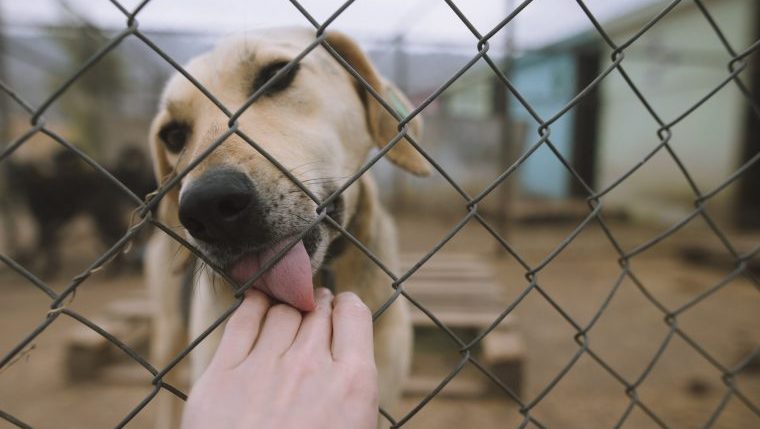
left=0, top=0, right=758, bottom=428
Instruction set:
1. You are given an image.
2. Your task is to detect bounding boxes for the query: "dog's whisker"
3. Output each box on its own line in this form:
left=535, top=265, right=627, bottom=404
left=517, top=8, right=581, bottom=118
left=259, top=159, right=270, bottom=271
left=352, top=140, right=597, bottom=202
left=290, top=173, right=335, bottom=185
left=207, top=264, right=221, bottom=295
left=164, top=223, right=186, bottom=233
left=299, top=177, right=344, bottom=184
left=287, top=160, right=325, bottom=175
left=169, top=243, right=188, bottom=264
left=190, top=261, right=205, bottom=295
left=288, top=159, right=322, bottom=170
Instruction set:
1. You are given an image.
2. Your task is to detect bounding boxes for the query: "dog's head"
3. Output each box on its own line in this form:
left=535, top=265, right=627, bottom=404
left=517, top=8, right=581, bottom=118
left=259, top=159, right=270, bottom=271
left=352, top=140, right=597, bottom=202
left=149, top=28, right=427, bottom=310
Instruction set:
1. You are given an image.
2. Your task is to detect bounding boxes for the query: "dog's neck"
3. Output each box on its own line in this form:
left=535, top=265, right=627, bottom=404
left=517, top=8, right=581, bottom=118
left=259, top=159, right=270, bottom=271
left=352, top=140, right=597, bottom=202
left=315, top=175, right=396, bottom=309
left=315, top=182, right=367, bottom=292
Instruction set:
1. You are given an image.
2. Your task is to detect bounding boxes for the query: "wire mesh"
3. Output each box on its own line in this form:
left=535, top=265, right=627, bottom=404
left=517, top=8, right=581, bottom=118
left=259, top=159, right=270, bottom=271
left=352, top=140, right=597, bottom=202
left=0, top=0, right=759, bottom=428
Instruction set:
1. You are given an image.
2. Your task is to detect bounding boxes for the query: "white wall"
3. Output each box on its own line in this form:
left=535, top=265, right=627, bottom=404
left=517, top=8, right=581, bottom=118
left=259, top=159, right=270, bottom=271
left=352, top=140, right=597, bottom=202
left=596, top=0, right=755, bottom=223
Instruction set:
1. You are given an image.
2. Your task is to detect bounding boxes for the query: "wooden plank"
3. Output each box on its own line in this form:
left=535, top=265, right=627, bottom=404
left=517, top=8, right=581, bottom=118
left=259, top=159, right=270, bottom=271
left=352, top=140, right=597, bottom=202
left=408, top=296, right=506, bottom=308
left=402, top=252, right=487, bottom=262
left=97, top=362, right=152, bottom=385
left=408, top=299, right=509, bottom=312
left=402, top=257, right=492, bottom=267
left=408, top=299, right=506, bottom=311
left=401, top=261, right=494, bottom=273
left=401, top=253, right=495, bottom=271
left=106, top=297, right=152, bottom=321
left=410, top=308, right=515, bottom=328
left=404, top=283, right=509, bottom=312
left=404, top=374, right=486, bottom=397
left=404, top=268, right=502, bottom=284
left=482, top=330, right=525, bottom=395
left=482, top=330, right=526, bottom=362
left=402, top=252, right=516, bottom=330
left=97, top=361, right=190, bottom=387
left=404, top=278, right=505, bottom=297
left=405, top=272, right=496, bottom=283
left=65, top=317, right=150, bottom=382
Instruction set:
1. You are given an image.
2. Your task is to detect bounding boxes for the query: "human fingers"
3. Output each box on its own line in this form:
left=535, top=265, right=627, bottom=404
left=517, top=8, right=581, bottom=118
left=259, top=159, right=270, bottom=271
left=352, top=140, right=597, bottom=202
left=210, top=289, right=271, bottom=369
left=249, top=302, right=303, bottom=358
left=288, top=288, right=334, bottom=355
left=331, top=292, right=374, bottom=363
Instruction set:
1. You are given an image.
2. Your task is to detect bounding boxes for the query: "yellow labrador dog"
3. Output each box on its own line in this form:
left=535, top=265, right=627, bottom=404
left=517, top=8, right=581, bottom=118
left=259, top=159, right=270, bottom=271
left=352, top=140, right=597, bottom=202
left=144, top=27, right=429, bottom=428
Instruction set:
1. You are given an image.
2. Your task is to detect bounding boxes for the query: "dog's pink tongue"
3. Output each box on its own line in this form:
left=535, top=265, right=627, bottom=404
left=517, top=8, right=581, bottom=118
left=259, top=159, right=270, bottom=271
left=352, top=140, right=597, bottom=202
left=230, top=241, right=315, bottom=312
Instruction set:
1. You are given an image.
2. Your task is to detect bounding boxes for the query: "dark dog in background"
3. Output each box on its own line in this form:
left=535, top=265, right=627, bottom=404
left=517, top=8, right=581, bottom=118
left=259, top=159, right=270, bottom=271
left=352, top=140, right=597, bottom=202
left=3, top=145, right=156, bottom=277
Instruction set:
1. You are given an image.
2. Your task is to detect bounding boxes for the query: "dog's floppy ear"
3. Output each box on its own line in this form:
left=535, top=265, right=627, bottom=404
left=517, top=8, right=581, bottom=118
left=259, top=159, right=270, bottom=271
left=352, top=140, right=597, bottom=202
left=325, top=31, right=431, bottom=176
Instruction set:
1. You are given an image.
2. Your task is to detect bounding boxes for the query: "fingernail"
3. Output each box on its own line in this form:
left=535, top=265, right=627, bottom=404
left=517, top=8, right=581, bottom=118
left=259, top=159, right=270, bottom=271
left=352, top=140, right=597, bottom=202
left=336, top=291, right=362, bottom=305
left=337, top=291, right=357, bottom=298
left=245, top=288, right=270, bottom=303
left=316, top=287, right=333, bottom=298
left=244, top=288, right=261, bottom=298
left=315, top=287, right=334, bottom=307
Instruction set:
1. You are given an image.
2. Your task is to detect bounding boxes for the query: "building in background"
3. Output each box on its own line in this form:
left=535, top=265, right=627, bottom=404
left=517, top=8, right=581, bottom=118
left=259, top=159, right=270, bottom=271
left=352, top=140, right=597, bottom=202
left=441, top=0, right=759, bottom=227
left=440, top=33, right=600, bottom=201
left=595, top=0, right=759, bottom=227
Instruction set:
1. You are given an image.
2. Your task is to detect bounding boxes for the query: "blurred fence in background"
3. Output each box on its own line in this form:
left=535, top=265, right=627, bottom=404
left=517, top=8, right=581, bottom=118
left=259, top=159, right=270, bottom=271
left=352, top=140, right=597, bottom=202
left=0, top=0, right=759, bottom=428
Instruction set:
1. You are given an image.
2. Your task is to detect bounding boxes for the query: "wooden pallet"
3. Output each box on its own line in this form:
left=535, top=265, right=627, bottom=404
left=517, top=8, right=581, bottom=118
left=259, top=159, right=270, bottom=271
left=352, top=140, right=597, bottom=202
left=401, top=252, right=524, bottom=397
left=65, top=253, right=525, bottom=398
left=65, top=292, right=151, bottom=382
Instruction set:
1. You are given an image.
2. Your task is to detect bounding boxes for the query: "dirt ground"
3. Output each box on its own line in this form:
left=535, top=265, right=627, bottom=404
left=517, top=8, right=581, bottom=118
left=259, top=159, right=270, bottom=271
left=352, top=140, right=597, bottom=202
left=0, top=212, right=758, bottom=429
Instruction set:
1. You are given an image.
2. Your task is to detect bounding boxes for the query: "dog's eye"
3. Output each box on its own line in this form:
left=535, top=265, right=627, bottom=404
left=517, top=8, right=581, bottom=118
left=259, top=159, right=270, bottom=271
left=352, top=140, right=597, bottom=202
left=251, top=61, right=300, bottom=97
left=159, top=122, right=190, bottom=154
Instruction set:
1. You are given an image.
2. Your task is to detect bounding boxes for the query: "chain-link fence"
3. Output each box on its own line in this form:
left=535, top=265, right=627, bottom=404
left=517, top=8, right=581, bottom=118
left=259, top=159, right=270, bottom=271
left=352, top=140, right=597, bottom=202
left=1, top=0, right=759, bottom=428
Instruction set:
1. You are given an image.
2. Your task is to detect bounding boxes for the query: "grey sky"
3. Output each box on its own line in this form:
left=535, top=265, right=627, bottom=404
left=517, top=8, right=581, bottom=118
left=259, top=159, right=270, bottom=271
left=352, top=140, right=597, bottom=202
left=3, top=0, right=663, bottom=50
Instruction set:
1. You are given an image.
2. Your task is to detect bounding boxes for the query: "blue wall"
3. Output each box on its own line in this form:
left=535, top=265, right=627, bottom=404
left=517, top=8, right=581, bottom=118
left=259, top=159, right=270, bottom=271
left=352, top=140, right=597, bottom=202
left=510, top=53, right=578, bottom=199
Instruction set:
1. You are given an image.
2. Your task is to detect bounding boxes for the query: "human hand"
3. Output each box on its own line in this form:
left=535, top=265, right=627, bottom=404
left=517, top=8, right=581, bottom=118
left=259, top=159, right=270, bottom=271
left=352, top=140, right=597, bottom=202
left=181, top=288, right=379, bottom=429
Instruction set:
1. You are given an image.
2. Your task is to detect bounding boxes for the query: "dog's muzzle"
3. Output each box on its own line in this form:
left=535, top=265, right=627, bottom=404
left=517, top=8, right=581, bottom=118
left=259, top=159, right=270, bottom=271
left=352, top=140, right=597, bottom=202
left=177, top=167, right=317, bottom=311
left=178, top=168, right=268, bottom=247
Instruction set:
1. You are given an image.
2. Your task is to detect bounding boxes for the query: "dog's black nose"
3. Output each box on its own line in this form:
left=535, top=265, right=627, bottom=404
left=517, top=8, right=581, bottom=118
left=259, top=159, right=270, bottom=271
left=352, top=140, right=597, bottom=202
left=179, top=169, right=262, bottom=244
